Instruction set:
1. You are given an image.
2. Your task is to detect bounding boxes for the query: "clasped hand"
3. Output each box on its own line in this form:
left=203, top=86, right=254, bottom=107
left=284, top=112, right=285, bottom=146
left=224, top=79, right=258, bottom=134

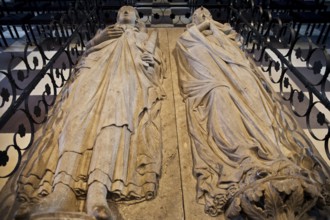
left=142, top=52, right=155, bottom=67
left=197, top=19, right=214, bottom=36
left=197, top=19, right=211, bottom=31
left=94, top=26, right=124, bottom=45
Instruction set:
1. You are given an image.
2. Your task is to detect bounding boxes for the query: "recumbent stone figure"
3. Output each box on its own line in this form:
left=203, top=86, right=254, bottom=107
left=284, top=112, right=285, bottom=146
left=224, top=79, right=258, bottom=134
left=2, top=6, right=166, bottom=220
left=176, top=7, right=330, bottom=219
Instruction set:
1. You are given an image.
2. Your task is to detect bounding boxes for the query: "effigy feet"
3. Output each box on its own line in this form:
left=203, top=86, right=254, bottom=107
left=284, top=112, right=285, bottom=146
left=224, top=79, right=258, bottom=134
left=38, top=183, right=78, bottom=213
left=14, top=182, right=122, bottom=220
left=15, top=183, right=78, bottom=220
left=90, top=205, right=114, bottom=220
left=87, top=182, right=118, bottom=220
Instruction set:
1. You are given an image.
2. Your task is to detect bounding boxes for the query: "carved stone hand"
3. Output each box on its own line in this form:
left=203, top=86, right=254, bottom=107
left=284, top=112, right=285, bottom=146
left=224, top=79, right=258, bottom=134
left=197, top=20, right=210, bottom=32
left=142, top=52, right=155, bottom=67
left=98, top=26, right=124, bottom=41
left=89, top=26, right=124, bottom=47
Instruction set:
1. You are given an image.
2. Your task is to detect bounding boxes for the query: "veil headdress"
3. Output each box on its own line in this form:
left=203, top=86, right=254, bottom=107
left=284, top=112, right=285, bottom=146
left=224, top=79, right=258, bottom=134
left=186, top=6, right=213, bottom=28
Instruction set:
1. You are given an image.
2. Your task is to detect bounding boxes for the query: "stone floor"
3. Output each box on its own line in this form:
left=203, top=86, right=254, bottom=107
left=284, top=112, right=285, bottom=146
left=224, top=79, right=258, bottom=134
left=0, top=26, right=330, bottom=219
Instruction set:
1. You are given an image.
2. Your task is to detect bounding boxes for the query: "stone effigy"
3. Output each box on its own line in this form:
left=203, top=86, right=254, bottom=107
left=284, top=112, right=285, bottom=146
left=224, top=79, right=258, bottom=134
left=176, top=7, right=330, bottom=219
left=2, top=6, right=166, bottom=220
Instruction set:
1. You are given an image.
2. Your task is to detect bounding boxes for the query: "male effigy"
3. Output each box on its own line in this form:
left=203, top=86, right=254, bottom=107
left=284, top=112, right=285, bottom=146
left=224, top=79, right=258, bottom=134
left=2, top=6, right=166, bottom=220
left=176, top=7, right=330, bottom=219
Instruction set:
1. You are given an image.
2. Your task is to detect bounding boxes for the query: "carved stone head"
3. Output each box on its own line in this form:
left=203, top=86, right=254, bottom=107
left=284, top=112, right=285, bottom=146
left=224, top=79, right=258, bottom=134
left=192, top=7, right=212, bottom=25
left=117, top=6, right=140, bottom=25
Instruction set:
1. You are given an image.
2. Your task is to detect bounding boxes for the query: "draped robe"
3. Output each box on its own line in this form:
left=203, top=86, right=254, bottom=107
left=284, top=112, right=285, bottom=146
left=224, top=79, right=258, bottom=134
left=176, top=23, right=329, bottom=212
left=16, top=26, right=166, bottom=203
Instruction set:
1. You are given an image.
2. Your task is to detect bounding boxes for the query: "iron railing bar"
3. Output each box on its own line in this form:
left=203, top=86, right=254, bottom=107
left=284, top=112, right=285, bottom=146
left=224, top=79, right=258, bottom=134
left=230, top=6, right=330, bottom=110
left=0, top=8, right=96, bottom=130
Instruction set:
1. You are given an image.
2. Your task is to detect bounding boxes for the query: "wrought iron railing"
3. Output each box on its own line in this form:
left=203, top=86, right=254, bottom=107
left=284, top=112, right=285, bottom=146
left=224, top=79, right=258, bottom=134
left=228, top=1, right=330, bottom=160
left=0, top=1, right=99, bottom=178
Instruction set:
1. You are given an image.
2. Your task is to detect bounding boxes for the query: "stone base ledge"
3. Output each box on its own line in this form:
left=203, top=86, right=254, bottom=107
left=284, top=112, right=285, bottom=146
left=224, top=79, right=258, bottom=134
left=31, top=212, right=95, bottom=220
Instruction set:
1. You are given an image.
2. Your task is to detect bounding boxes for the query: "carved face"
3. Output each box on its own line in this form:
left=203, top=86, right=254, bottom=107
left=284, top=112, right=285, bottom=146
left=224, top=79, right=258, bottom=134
left=192, top=7, right=212, bottom=25
left=117, top=6, right=138, bottom=25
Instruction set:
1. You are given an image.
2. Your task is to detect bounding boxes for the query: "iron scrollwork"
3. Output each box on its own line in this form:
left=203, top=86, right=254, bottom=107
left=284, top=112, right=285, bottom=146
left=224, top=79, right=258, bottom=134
left=229, top=0, right=330, bottom=160
left=0, top=6, right=98, bottom=178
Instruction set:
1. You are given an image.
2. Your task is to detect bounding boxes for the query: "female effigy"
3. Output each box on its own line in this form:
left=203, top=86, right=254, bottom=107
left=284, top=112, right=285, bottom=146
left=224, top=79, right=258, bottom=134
left=176, top=7, right=330, bottom=219
left=2, top=6, right=166, bottom=220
